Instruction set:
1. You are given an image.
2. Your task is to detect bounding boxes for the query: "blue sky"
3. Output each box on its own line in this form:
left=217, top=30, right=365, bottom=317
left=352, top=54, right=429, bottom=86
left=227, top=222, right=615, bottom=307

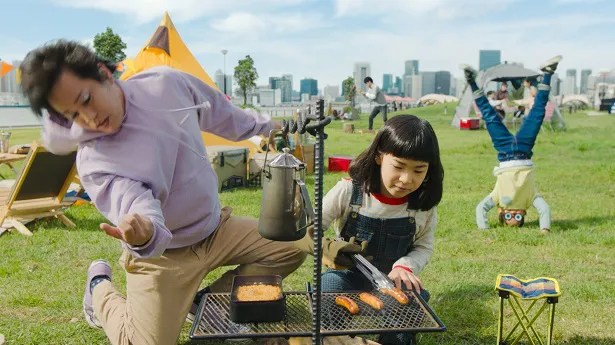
left=2, top=0, right=614, bottom=90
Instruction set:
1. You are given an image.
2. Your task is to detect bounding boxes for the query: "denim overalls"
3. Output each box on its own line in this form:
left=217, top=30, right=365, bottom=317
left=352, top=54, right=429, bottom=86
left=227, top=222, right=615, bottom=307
left=472, top=73, right=553, bottom=162
left=321, top=181, right=429, bottom=345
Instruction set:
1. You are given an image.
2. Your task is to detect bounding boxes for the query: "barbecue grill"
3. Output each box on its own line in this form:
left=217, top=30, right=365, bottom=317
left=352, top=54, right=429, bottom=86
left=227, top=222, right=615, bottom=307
left=189, top=100, right=447, bottom=344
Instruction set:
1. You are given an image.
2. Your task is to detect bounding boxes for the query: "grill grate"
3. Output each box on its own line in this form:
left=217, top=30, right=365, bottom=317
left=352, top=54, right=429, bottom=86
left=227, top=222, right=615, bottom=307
left=190, top=290, right=446, bottom=341
left=320, top=290, right=443, bottom=335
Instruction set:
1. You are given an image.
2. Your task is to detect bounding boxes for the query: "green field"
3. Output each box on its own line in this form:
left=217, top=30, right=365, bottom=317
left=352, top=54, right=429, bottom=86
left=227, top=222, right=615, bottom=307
left=1, top=105, right=614, bottom=344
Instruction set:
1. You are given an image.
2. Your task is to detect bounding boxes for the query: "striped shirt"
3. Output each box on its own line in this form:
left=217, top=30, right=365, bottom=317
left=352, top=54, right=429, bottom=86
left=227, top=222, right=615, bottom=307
left=322, top=178, right=437, bottom=275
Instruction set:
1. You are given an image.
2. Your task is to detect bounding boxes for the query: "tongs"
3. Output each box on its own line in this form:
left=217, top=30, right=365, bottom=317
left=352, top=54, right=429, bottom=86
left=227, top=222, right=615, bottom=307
left=335, top=237, right=394, bottom=290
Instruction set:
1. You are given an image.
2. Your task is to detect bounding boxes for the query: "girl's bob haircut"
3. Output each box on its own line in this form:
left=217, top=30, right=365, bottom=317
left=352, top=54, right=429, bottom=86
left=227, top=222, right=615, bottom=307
left=348, top=114, right=444, bottom=211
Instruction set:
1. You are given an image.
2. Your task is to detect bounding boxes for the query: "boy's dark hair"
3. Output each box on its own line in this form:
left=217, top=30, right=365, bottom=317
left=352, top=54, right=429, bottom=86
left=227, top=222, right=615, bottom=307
left=348, top=114, right=444, bottom=211
left=364, top=77, right=373, bottom=84
left=20, top=39, right=117, bottom=119
left=487, top=91, right=495, bottom=97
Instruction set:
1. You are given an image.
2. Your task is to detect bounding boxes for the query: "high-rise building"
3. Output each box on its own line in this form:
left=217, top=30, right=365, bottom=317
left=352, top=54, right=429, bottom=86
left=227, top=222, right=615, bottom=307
left=269, top=77, right=279, bottom=89
left=395, top=76, right=403, bottom=94
left=411, top=75, right=422, bottom=100
left=214, top=69, right=232, bottom=96
left=270, top=76, right=292, bottom=103
left=324, top=85, right=340, bottom=101
left=566, top=69, right=577, bottom=94
left=420, top=72, right=436, bottom=95
left=404, top=60, right=419, bottom=76
left=383, top=74, right=393, bottom=92
left=300, top=78, right=318, bottom=97
left=580, top=69, right=592, bottom=94
left=0, top=60, right=21, bottom=94
left=353, top=62, right=371, bottom=92
left=259, top=88, right=282, bottom=106
left=282, top=74, right=293, bottom=91
left=435, top=71, right=451, bottom=95
left=403, top=75, right=413, bottom=97
left=479, top=50, right=501, bottom=70
left=561, top=75, right=576, bottom=95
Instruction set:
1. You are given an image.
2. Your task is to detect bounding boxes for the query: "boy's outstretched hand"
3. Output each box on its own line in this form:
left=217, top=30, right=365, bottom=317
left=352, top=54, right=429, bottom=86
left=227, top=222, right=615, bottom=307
left=100, top=214, right=153, bottom=247
left=388, top=267, right=423, bottom=292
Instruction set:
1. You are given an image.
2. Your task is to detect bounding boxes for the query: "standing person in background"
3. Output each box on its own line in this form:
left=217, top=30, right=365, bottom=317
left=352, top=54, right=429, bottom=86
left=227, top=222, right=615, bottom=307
left=354, top=77, right=388, bottom=131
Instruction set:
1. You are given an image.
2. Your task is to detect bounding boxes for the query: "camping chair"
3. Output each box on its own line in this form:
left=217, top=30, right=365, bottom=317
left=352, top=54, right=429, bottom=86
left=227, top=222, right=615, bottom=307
left=495, top=274, right=561, bottom=345
left=0, top=141, right=77, bottom=236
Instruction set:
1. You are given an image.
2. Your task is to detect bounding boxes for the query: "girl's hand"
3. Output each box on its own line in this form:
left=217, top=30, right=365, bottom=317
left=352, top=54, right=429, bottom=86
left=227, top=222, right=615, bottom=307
left=100, top=214, right=153, bottom=247
left=388, top=267, right=423, bottom=292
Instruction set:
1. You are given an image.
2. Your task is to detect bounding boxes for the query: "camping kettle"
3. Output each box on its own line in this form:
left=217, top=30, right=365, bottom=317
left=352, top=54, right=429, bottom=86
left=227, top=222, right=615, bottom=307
left=258, top=130, right=315, bottom=242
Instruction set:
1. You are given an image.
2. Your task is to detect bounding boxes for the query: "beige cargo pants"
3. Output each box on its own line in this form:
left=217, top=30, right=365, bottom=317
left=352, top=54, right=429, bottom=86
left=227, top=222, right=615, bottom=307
left=92, top=206, right=307, bottom=345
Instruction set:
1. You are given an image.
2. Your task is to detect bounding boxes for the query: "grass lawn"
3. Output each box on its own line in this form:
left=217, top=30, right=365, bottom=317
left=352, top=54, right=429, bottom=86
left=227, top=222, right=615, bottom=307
left=1, top=105, right=614, bottom=345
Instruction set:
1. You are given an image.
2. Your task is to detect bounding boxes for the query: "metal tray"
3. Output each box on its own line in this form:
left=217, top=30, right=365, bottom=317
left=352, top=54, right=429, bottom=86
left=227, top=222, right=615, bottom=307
left=230, top=275, right=286, bottom=323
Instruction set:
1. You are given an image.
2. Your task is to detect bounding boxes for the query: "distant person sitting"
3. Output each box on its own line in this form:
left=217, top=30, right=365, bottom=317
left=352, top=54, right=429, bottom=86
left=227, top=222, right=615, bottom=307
left=354, top=77, right=387, bottom=130
left=495, top=82, right=509, bottom=101
left=522, top=78, right=533, bottom=99
left=487, top=91, right=506, bottom=120
left=513, top=105, right=526, bottom=118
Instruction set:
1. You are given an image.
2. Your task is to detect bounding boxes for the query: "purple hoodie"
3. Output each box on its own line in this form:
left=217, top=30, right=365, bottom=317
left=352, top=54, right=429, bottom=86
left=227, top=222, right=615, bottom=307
left=42, top=66, right=274, bottom=258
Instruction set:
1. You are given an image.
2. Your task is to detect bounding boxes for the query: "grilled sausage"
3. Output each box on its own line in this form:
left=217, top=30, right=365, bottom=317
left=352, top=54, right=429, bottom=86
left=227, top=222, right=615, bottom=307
left=335, top=296, right=359, bottom=314
left=359, top=292, right=384, bottom=311
left=380, top=287, right=409, bottom=305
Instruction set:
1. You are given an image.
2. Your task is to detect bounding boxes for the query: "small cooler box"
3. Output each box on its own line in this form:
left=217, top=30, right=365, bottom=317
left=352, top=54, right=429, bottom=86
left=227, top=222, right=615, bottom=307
left=207, top=145, right=249, bottom=192
left=459, top=117, right=480, bottom=130
left=328, top=156, right=353, bottom=172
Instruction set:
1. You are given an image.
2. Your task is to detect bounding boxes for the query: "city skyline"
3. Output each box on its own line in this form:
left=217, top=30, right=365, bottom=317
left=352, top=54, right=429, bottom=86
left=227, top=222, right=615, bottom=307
left=1, top=0, right=615, bottom=91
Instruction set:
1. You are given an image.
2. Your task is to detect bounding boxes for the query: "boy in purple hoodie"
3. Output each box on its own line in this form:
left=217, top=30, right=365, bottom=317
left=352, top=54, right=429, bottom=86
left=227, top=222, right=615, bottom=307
left=19, top=40, right=307, bottom=345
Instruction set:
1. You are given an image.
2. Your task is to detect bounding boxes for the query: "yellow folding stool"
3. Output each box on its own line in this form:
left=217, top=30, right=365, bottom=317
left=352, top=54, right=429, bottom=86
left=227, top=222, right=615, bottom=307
left=495, top=274, right=561, bottom=345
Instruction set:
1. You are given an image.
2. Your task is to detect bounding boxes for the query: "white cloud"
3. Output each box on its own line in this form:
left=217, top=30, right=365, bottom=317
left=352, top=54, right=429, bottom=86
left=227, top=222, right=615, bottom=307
left=11, top=0, right=614, bottom=93
left=51, top=0, right=311, bottom=25
left=211, top=13, right=268, bottom=35
left=551, top=0, right=606, bottom=3
left=185, top=9, right=615, bottom=90
left=80, top=38, right=94, bottom=49
left=210, top=12, right=330, bottom=35
left=333, top=0, right=519, bottom=19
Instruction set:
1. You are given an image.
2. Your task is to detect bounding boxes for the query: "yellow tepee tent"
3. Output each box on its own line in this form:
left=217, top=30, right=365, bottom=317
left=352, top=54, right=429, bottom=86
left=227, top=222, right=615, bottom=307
left=120, top=12, right=262, bottom=154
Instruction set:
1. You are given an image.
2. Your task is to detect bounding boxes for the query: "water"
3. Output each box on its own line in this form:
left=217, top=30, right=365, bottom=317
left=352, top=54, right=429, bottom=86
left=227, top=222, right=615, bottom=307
left=0, top=106, right=42, bottom=128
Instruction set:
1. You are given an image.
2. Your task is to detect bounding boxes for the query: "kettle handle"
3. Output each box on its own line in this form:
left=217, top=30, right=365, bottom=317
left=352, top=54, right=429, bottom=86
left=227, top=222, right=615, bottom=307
left=263, top=128, right=282, bottom=178
left=296, top=179, right=315, bottom=231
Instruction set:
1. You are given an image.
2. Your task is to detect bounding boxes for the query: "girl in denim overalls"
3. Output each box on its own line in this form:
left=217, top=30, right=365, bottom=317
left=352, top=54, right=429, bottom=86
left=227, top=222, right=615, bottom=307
left=321, top=115, right=444, bottom=345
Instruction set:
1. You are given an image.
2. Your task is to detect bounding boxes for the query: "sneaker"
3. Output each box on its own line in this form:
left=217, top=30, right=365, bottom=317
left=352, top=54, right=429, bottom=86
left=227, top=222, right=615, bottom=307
left=83, top=260, right=112, bottom=329
left=540, top=55, right=562, bottom=74
left=460, top=64, right=478, bottom=83
left=540, top=228, right=552, bottom=235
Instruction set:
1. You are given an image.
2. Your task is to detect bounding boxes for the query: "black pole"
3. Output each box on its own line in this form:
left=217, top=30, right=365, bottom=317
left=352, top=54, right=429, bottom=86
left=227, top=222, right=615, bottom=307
left=311, top=99, right=325, bottom=345
left=223, top=55, right=227, bottom=96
